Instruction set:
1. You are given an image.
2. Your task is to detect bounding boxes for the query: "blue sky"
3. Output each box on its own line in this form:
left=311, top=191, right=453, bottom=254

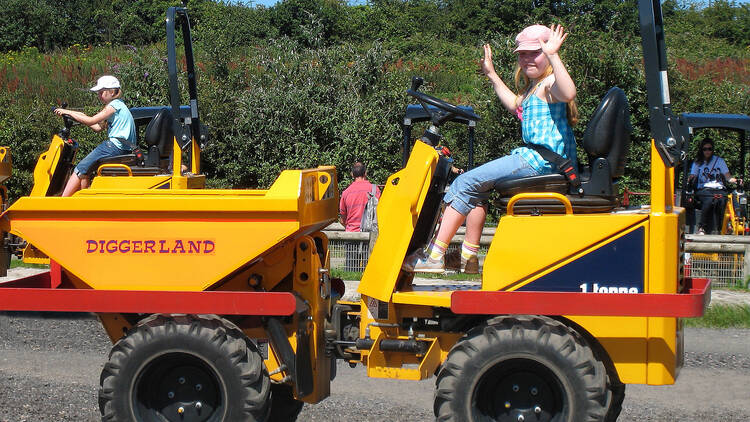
left=241, top=0, right=750, bottom=6
left=240, top=0, right=364, bottom=6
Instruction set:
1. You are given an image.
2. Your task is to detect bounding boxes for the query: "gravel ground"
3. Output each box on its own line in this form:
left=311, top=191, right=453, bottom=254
left=1, top=314, right=749, bottom=421
left=1, top=270, right=749, bottom=421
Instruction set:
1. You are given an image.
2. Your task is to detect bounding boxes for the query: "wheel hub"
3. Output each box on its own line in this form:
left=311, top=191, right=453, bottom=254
left=135, top=353, right=223, bottom=422
left=474, top=359, right=563, bottom=422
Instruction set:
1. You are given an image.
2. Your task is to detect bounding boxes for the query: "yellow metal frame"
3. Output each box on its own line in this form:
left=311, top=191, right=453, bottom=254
left=353, top=140, right=685, bottom=386
left=721, top=192, right=747, bottom=235
left=3, top=166, right=338, bottom=291
left=29, top=135, right=73, bottom=197
left=0, top=125, right=687, bottom=396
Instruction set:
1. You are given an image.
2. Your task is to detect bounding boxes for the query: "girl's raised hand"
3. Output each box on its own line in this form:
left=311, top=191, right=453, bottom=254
left=539, top=24, right=568, bottom=57
left=480, top=44, right=497, bottom=77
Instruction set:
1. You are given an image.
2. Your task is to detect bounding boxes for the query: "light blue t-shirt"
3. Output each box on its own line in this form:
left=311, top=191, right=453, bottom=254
left=106, top=99, right=136, bottom=150
left=690, top=155, right=730, bottom=189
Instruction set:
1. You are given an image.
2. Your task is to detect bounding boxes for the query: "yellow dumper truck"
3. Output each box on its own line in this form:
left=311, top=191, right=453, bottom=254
left=0, top=1, right=712, bottom=421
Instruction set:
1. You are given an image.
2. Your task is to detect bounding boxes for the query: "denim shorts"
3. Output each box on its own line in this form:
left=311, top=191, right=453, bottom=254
left=443, top=153, right=541, bottom=215
left=74, top=139, right=132, bottom=177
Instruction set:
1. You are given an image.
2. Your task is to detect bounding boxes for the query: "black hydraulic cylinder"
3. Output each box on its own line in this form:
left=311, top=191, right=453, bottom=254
left=379, top=339, right=428, bottom=355
left=355, top=338, right=375, bottom=350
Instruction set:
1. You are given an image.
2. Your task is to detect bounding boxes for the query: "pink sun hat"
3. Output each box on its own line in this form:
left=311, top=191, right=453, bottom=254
left=514, top=24, right=551, bottom=52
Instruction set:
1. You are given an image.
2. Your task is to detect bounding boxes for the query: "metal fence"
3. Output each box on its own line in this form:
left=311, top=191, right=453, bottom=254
left=329, top=240, right=370, bottom=272
left=685, top=234, right=750, bottom=288
left=325, top=224, right=491, bottom=273
left=327, top=237, right=489, bottom=273
left=686, top=252, right=746, bottom=288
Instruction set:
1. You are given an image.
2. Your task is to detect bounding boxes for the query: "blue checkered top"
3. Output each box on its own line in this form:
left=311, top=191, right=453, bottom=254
left=511, top=90, right=577, bottom=174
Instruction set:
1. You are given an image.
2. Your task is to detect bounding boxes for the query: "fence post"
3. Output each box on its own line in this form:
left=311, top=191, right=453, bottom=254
left=744, top=244, right=750, bottom=287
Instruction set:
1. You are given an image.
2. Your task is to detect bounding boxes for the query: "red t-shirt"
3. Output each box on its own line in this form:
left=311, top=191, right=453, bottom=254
left=339, top=179, right=381, bottom=232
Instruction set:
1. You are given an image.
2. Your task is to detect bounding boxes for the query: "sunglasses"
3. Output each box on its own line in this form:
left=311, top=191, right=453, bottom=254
left=702, top=147, right=713, bottom=151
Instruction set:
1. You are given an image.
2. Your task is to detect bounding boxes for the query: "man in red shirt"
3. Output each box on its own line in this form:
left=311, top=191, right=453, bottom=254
left=339, top=162, right=381, bottom=232
left=339, top=162, right=381, bottom=272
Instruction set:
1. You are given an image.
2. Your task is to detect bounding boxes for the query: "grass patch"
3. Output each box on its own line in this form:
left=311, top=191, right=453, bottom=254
left=330, top=269, right=364, bottom=281
left=684, top=304, right=750, bottom=329
left=9, top=257, right=48, bottom=269
left=331, top=268, right=481, bottom=282
left=725, top=285, right=750, bottom=293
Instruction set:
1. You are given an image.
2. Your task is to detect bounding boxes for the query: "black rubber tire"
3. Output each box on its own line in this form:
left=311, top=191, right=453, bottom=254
left=98, top=314, right=270, bottom=422
left=604, top=381, right=625, bottom=422
left=268, top=383, right=305, bottom=422
left=434, top=315, right=609, bottom=422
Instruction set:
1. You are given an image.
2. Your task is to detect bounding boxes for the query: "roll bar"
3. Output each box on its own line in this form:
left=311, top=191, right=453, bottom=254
left=638, top=0, right=684, bottom=168
left=166, top=6, right=204, bottom=173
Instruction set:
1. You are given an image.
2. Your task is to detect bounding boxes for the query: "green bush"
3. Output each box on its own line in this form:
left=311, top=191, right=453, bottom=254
left=0, top=0, right=748, bottom=210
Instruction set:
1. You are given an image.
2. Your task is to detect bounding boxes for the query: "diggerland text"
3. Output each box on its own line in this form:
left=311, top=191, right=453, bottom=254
left=86, top=239, right=215, bottom=254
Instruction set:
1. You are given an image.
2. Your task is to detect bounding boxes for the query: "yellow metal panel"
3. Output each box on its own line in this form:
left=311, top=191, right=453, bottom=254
left=172, top=137, right=181, bottom=177
left=30, top=135, right=69, bottom=197
left=645, top=140, right=681, bottom=385
left=647, top=316, right=678, bottom=385
left=291, top=236, right=331, bottom=403
left=366, top=332, right=441, bottom=380
left=569, top=316, right=648, bottom=384
left=97, top=313, right=133, bottom=343
left=0, top=146, right=12, bottom=185
left=171, top=174, right=206, bottom=189
left=3, top=168, right=338, bottom=292
left=359, top=142, right=438, bottom=302
left=482, top=213, right=648, bottom=291
left=22, top=243, right=49, bottom=265
left=190, top=138, right=200, bottom=174
left=89, top=175, right=173, bottom=190
left=11, top=218, right=298, bottom=291
left=391, top=290, right=453, bottom=307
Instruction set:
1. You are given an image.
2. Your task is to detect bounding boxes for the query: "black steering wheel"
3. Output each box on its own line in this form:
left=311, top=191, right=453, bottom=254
left=51, top=103, right=78, bottom=139
left=406, top=77, right=481, bottom=124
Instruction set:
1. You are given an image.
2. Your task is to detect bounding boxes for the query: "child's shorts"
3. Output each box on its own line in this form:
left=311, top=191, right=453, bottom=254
left=443, top=153, right=540, bottom=216
left=74, top=139, right=132, bottom=177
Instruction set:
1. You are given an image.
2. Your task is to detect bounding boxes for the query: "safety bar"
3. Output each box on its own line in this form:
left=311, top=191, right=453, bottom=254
left=0, top=269, right=295, bottom=315
left=97, top=164, right=133, bottom=177
left=506, top=192, right=573, bottom=216
left=451, top=278, right=710, bottom=318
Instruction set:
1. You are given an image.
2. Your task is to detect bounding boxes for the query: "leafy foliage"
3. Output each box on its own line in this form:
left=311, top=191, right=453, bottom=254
left=0, top=0, right=748, bottom=211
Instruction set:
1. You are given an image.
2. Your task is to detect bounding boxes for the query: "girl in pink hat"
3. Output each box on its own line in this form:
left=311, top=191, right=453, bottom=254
left=54, top=75, right=136, bottom=196
left=414, top=24, right=578, bottom=273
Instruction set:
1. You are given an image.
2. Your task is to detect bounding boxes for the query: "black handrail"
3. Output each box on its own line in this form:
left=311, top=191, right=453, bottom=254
left=166, top=7, right=202, bottom=165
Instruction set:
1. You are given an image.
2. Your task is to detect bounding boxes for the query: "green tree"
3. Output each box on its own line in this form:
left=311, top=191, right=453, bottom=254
left=0, top=0, right=55, bottom=51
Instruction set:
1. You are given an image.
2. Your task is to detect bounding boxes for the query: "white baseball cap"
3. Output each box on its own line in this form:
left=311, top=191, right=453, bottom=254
left=90, top=75, right=121, bottom=92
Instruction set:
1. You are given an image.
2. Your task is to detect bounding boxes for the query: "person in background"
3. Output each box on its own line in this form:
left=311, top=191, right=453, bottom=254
left=54, top=75, right=136, bottom=197
left=339, top=162, right=381, bottom=271
left=339, top=161, right=381, bottom=232
left=688, top=138, right=739, bottom=234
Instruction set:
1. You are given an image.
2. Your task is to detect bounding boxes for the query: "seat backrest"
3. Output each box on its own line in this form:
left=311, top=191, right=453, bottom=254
left=143, top=107, right=174, bottom=159
left=582, top=87, right=632, bottom=178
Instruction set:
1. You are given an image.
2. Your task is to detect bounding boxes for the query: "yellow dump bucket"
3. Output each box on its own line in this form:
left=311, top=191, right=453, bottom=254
left=1, top=167, right=338, bottom=291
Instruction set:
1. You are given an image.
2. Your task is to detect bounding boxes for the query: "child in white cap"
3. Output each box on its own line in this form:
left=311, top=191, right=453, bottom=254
left=414, top=24, right=578, bottom=274
left=54, top=75, right=136, bottom=196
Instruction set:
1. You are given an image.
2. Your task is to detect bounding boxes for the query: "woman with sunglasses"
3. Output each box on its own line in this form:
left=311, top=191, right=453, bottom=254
left=688, top=139, right=739, bottom=234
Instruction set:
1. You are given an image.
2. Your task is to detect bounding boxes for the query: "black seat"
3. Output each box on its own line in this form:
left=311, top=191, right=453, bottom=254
left=495, top=87, right=632, bottom=214
left=97, top=107, right=174, bottom=176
